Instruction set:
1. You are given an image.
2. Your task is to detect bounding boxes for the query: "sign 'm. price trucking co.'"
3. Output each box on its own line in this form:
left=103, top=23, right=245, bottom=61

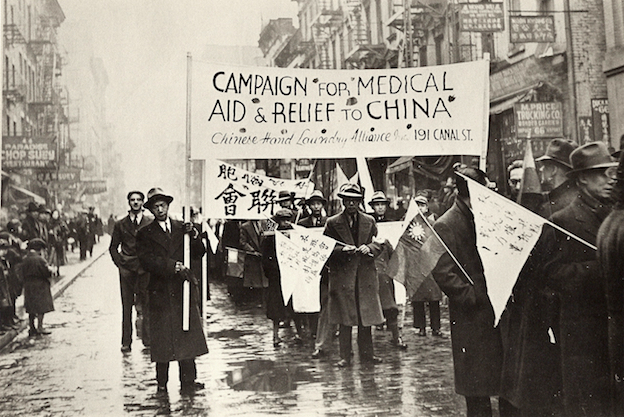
left=190, top=61, right=490, bottom=160
left=514, top=102, right=563, bottom=138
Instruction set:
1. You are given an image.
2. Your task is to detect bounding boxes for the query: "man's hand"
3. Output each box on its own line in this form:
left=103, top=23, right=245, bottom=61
left=183, top=222, right=199, bottom=239
left=356, top=244, right=371, bottom=256
left=342, top=244, right=357, bottom=254
left=174, top=261, right=188, bottom=273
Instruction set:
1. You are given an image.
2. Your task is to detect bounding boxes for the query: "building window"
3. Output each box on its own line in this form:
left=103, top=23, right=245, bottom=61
left=6, top=116, right=10, bottom=136
left=419, top=44, right=428, bottom=67
left=435, top=35, right=443, bottom=65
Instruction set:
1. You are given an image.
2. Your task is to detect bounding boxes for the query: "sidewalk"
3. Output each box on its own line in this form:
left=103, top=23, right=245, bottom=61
left=0, top=235, right=111, bottom=352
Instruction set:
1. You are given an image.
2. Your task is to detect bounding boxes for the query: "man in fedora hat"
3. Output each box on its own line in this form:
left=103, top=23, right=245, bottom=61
left=323, top=182, right=384, bottom=367
left=598, top=149, right=624, bottom=415
left=109, top=190, right=153, bottom=352
left=22, top=202, right=41, bottom=242
left=532, top=142, right=616, bottom=416
left=367, top=191, right=407, bottom=349
left=535, top=138, right=579, bottom=217
left=136, top=188, right=208, bottom=393
left=298, top=190, right=327, bottom=228
left=276, top=190, right=299, bottom=222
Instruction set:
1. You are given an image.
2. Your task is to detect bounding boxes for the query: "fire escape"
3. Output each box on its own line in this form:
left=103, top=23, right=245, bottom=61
left=3, top=23, right=28, bottom=103
left=343, top=0, right=386, bottom=69
left=310, top=0, right=343, bottom=69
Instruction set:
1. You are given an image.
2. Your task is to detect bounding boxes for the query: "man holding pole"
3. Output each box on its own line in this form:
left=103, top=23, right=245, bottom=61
left=136, top=188, right=207, bottom=394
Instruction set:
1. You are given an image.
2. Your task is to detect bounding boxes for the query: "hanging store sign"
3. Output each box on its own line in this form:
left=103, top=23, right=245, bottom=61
left=591, top=98, right=610, bottom=143
left=2, top=136, right=57, bottom=169
left=190, top=60, right=490, bottom=159
left=35, top=167, right=81, bottom=183
left=514, top=102, right=563, bottom=138
left=509, top=16, right=555, bottom=43
left=82, top=180, right=107, bottom=195
left=458, top=3, right=504, bottom=32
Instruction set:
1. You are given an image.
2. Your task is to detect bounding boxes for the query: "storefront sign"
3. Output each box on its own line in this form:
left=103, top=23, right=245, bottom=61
left=514, top=102, right=563, bottom=138
left=578, top=116, right=594, bottom=144
left=458, top=3, right=504, bottom=32
left=191, top=61, right=490, bottom=159
left=35, top=168, right=81, bottom=183
left=2, top=136, right=57, bottom=169
left=591, top=98, right=610, bottom=143
left=510, top=16, right=555, bottom=43
left=82, top=180, right=107, bottom=194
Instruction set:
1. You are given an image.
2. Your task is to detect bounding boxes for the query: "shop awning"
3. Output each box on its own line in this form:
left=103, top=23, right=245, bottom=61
left=8, top=184, right=45, bottom=204
left=489, top=82, right=542, bottom=115
left=386, top=156, right=414, bottom=174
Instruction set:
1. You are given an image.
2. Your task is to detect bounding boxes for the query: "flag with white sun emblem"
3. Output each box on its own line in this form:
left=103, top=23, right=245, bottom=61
left=387, top=210, right=447, bottom=298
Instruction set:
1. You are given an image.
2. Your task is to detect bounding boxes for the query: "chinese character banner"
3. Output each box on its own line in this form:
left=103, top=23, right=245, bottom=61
left=191, top=60, right=489, bottom=159
left=207, top=160, right=314, bottom=219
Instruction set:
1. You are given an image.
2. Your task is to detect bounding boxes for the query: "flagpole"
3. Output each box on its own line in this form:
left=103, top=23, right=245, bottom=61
left=294, top=159, right=318, bottom=225
left=456, top=172, right=598, bottom=251
left=182, top=52, right=192, bottom=332
left=418, top=210, right=475, bottom=286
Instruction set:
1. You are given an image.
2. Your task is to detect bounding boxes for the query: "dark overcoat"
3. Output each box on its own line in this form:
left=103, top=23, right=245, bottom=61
left=136, top=219, right=208, bottom=363
left=240, top=220, right=268, bottom=288
left=541, top=190, right=611, bottom=416
left=371, top=215, right=397, bottom=311
left=260, top=231, right=293, bottom=321
left=598, top=208, right=624, bottom=416
left=323, top=211, right=384, bottom=327
left=109, top=214, right=152, bottom=273
left=431, top=199, right=502, bottom=397
left=22, top=252, right=54, bottom=315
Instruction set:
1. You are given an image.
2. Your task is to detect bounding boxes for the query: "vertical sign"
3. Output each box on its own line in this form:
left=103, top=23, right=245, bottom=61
left=591, top=98, right=610, bottom=143
left=578, top=116, right=594, bottom=145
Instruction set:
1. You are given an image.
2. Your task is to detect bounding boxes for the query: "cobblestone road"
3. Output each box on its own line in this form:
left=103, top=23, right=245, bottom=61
left=0, top=245, right=472, bottom=416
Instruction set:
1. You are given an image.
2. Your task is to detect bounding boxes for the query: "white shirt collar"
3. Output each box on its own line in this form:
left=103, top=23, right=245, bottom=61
left=157, top=218, right=171, bottom=232
left=129, top=211, right=143, bottom=223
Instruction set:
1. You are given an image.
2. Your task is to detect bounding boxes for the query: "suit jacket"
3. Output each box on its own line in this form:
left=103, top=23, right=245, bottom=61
left=432, top=198, right=502, bottom=397
left=109, top=213, right=152, bottom=273
left=136, top=218, right=208, bottom=363
left=323, top=210, right=384, bottom=327
left=240, top=220, right=267, bottom=288
left=297, top=215, right=327, bottom=228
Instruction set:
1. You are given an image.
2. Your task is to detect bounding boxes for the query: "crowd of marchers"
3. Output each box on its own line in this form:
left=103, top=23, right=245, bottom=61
left=106, top=139, right=624, bottom=416
left=0, top=202, right=105, bottom=337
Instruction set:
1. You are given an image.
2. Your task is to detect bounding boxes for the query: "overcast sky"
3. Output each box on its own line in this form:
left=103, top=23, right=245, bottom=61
left=58, top=0, right=298, bottom=197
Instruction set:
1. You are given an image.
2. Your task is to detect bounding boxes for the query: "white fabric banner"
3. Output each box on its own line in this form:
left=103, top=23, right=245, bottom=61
left=206, top=160, right=313, bottom=219
left=275, top=229, right=336, bottom=312
left=191, top=60, right=489, bottom=159
left=466, top=178, right=546, bottom=325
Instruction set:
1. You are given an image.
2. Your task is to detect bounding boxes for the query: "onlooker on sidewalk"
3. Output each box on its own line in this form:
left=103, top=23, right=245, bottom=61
left=22, top=238, right=55, bottom=337
left=109, top=191, right=152, bottom=352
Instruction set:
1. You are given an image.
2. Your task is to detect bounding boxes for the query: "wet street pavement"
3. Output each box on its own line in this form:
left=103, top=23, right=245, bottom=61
left=0, top=242, right=470, bottom=416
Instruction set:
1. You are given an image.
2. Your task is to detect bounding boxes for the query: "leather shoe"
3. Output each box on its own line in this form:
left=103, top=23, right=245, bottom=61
left=180, top=381, right=204, bottom=392
left=311, top=348, right=325, bottom=359
left=362, top=356, right=383, bottom=364
left=121, top=345, right=131, bottom=352
left=418, top=328, right=427, bottom=337
left=336, top=358, right=351, bottom=368
left=432, top=329, right=446, bottom=338
left=38, top=328, right=51, bottom=335
left=393, top=337, right=408, bottom=350
left=156, top=384, right=167, bottom=393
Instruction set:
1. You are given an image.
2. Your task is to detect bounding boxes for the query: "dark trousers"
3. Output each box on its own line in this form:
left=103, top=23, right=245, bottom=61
left=339, top=324, right=374, bottom=361
left=119, top=268, right=149, bottom=347
left=412, top=300, right=441, bottom=330
left=465, top=397, right=517, bottom=417
left=156, top=359, right=196, bottom=386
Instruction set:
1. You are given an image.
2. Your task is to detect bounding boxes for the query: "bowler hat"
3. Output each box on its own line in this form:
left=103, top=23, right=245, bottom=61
left=145, top=187, right=174, bottom=209
left=27, top=202, right=39, bottom=213
left=127, top=190, right=145, bottom=201
left=536, top=138, right=578, bottom=169
left=337, top=183, right=363, bottom=199
left=27, top=238, right=47, bottom=251
left=368, top=191, right=390, bottom=207
left=306, top=190, right=327, bottom=204
left=567, top=142, right=618, bottom=177
left=276, top=190, right=295, bottom=203
left=272, top=209, right=293, bottom=221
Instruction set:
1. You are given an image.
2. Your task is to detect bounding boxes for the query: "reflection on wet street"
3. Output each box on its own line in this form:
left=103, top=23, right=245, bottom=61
left=0, top=253, right=468, bottom=416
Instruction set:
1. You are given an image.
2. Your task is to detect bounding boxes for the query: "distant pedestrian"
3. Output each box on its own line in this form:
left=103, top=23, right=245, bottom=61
left=22, top=238, right=55, bottom=337
left=109, top=191, right=152, bottom=352
left=136, top=188, right=207, bottom=393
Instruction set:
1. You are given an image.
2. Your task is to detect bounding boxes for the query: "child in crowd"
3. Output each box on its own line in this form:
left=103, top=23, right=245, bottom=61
left=22, top=238, right=55, bottom=337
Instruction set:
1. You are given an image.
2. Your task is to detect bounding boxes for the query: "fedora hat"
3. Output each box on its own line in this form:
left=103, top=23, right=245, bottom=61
left=337, top=182, right=363, bottom=199
left=536, top=138, right=578, bottom=169
left=306, top=190, right=326, bottom=204
left=567, top=142, right=618, bottom=177
left=613, top=134, right=624, bottom=159
left=272, top=208, right=293, bottom=221
left=368, top=191, right=390, bottom=207
left=276, top=190, right=295, bottom=203
left=27, top=202, right=39, bottom=213
left=145, top=187, right=174, bottom=209
left=27, top=238, right=47, bottom=251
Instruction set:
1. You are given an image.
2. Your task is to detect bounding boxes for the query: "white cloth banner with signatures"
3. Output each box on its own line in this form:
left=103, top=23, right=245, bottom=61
left=466, top=177, right=546, bottom=325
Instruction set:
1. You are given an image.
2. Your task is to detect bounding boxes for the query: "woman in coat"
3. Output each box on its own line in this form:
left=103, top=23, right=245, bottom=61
left=22, top=238, right=54, bottom=337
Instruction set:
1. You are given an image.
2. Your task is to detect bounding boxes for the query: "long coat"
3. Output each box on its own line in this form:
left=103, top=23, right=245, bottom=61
left=136, top=219, right=208, bottom=363
left=541, top=190, right=611, bottom=416
left=323, top=211, right=384, bottom=327
left=240, top=220, right=268, bottom=288
left=260, top=230, right=292, bottom=321
left=22, top=252, right=54, bottom=315
left=598, top=208, right=624, bottom=416
left=371, top=214, right=397, bottom=311
left=431, top=198, right=502, bottom=397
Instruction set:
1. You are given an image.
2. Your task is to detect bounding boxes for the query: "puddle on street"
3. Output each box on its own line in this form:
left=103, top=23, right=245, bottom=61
left=224, top=359, right=311, bottom=392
